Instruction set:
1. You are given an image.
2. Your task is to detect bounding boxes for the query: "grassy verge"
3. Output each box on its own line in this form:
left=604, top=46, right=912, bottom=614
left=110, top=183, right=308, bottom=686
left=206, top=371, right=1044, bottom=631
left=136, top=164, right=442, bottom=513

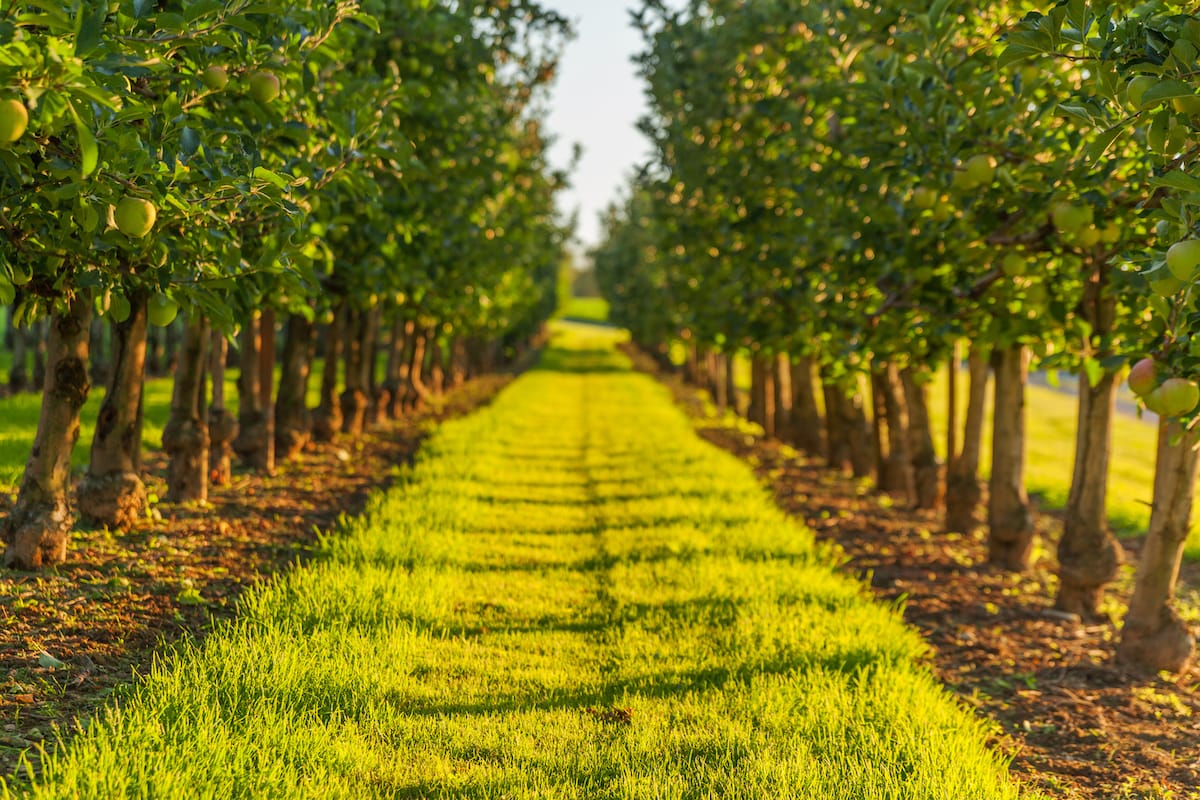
left=14, top=323, right=1036, bottom=799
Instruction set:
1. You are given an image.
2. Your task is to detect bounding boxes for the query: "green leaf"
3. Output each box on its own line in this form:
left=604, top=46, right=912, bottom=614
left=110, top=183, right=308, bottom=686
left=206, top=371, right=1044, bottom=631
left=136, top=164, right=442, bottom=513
left=252, top=166, right=289, bottom=189
left=1083, top=124, right=1126, bottom=162
left=74, top=0, right=108, bottom=57
left=1141, top=79, right=1194, bottom=106
left=1149, top=171, right=1200, bottom=193
left=37, top=652, right=64, bottom=669
left=68, top=102, right=99, bottom=178
left=180, top=126, right=201, bottom=159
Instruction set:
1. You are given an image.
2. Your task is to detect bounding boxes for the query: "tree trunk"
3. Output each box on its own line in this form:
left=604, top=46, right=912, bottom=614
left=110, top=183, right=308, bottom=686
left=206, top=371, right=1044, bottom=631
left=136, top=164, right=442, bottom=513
left=748, top=354, right=775, bottom=435
left=824, top=374, right=873, bottom=478
left=945, top=345, right=989, bottom=533
left=382, top=318, right=407, bottom=419
left=404, top=330, right=430, bottom=413
left=275, top=312, right=314, bottom=461
left=387, top=320, right=415, bottom=418
left=1117, top=422, right=1198, bottom=673
left=711, top=352, right=728, bottom=412
left=2, top=295, right=92, bottom=568
left=1057, top=264, right=1124, bottom=618
left=902, top=367, right=942, bottom=511
left=364, top=309, right=389, bottom=426
left=233, top=314, right=272, bottom=471
left=987, top=344, right=1035, bottom=571
left=340, top=308, right=369, bottom=436
left=773, top=354, right=793, bottom=443
left=725, top=353, right=738, bottom=415
left=789, top=356, right=824, bottom=455
left=873, top=362, right=914, bottom=500
left=163, top=316, right=210, bottom=503
left=208, top=332, right=236, bottom=487
left=312, top=302, right=345, bottom=442
left=426, top=332, right=445, bottom=397
left=78, top=290, right=148, bottom=529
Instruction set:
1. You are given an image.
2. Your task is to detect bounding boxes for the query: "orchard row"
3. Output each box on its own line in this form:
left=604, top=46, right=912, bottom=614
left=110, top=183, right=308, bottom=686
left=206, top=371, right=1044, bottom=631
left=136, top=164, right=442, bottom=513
left=597, top=0, right=1200, bottom=673
left=0, top=1, right=572, bottom=568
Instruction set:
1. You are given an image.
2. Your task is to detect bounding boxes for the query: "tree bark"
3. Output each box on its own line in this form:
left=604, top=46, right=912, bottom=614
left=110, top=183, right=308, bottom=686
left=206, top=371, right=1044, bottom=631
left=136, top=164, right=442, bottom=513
left=404, top=330, right=430, bottom=413
left=233, top=314, right=272, bottom=471
left=711, top=352, right=728, bottom=412
left=78, top=290, right=148, bottom=529
left=275, top=312, right=314, bottom=461
left=788, top=356, right=824, bottom=455
left=208, top=332, right=236, bottom=487
left=2, top=295, right=92, bottom=568
left=873, top=362, right=914, bottom=500
left=1117, top=422, right=1198, bottom=673
left=163, top=316, right=210, bottom=503
left=1057, top=264, right=1124, bottom=618
left=426, top=331, right=445, bottom=397
left=773, top=353, right=793, bottom=443
left=386, top=320, right=415, bottom=418
left=725, top=352, right=738, bottom=415
left=987, top=344, right=1035, bottom=571
left=340, top=307, right=369, bottom=436
left=748, top=354, right=775, bottom=436
left=823, top=373, right=873, bottom=478
left=945, top=346, right=989, bottom=533
left=312, top=302, right=345, bottom=442
left=902, top=367, right=942, bottom=511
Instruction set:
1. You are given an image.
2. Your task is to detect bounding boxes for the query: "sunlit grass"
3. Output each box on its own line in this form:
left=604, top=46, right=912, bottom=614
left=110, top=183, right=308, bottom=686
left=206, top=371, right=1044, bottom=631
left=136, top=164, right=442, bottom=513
left=557, top=295, right=610, bottom=324
left=13, top=323, right=1038, bottom=799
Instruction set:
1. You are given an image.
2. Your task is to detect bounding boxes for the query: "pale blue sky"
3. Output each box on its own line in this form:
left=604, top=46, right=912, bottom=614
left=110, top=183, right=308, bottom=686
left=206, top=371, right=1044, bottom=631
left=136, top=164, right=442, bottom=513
left=543, top=1, right=655, bottom=252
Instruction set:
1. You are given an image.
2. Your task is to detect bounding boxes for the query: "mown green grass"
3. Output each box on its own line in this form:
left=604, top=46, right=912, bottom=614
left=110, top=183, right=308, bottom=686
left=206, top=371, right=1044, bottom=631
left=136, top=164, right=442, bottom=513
left=558, top=295, right=610, bottom=324
left=11, top=323, right=1037, bottom=799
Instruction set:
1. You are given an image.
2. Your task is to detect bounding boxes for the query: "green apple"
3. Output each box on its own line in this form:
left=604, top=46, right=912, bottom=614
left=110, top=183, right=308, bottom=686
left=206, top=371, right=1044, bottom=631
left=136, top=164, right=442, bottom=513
left=1158, top=377, right=1200, bottom=416
left=1050, top=202, right=1093, bottom=236
left=911, top=186, right=937, bottom=210
left=963, top=154, right=997, bottom=187
left=1001, top=253, right=1028, bottom=277
left=1144, top=385, right=1170, bottom=416
left=1098, top=222, right=1121, bottom=244
left=202, top=66, right=229, bottom=91
left=1151, top=274, right=1185, bottom=296
left=0, top=97, right=28, bottom=144
left=1073, top=225, right=1101, bottom=248
left=931, top=203, right=954, bottom=223
left=248, top=71, right=281, bottom=103
left=1126, top=75, right=1158, bottom=109
left=1128, top=358, right=1159, bottom=396
left=147, top=293, right=179, bottom=327
left=114, top=197, right=157, bottom=238
left=1166, top=239, right=1200, bottom=281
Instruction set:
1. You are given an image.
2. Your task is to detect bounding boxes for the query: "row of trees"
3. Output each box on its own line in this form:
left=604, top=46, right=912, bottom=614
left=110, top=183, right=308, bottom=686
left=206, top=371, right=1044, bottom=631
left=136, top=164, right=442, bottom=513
left=596, top=0, right=1200, bottom=673
left=0, top=1, right=572, bottom=568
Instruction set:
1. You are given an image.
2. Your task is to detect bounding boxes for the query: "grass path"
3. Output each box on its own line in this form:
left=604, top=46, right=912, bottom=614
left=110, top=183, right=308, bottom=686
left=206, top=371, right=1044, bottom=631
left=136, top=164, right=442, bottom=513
left=14, top=324, right=1035, bottom=799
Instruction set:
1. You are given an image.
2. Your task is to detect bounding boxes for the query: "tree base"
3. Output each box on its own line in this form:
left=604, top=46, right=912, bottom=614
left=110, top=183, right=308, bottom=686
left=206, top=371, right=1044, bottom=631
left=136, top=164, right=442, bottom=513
left=77, top=471, right=146, bottom=530
left=1118, top=610, right=1194, bottom=674
left=3, top=499, right=71, bottom=569
left=944, top=473, right=982, bottom=533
